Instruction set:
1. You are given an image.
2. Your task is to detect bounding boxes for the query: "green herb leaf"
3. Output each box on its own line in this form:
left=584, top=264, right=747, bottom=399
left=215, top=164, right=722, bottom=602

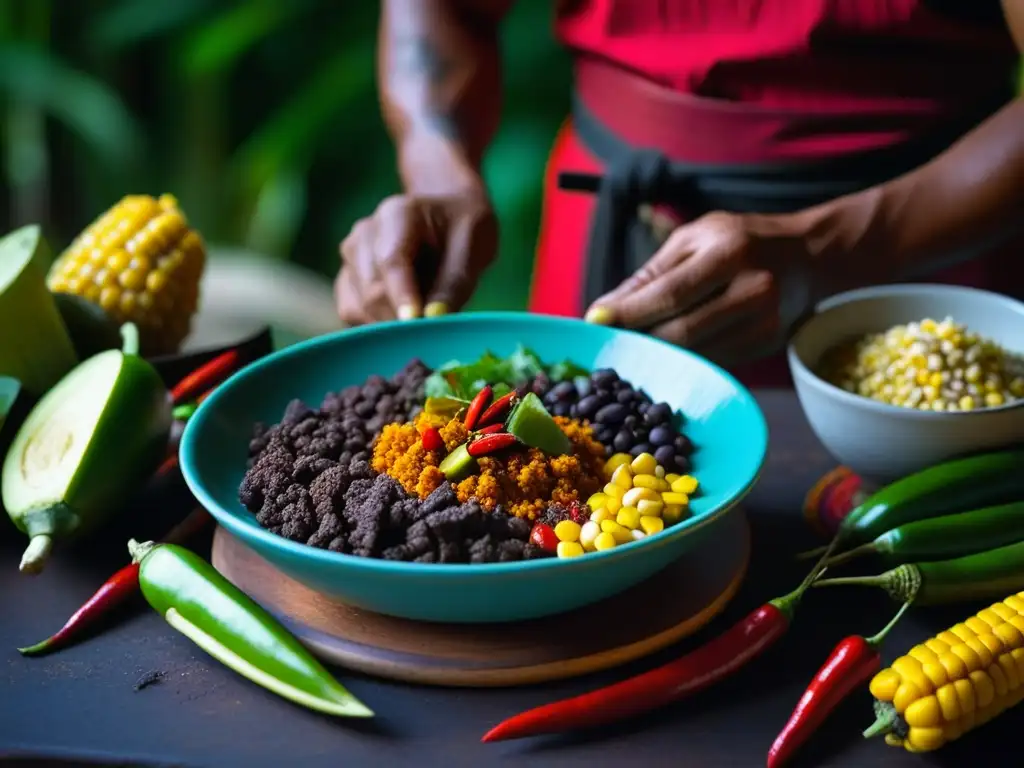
left=423, top=345, right=589, bottom=399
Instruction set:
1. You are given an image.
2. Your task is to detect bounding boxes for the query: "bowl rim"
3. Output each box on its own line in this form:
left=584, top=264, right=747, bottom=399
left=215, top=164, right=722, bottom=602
left=786, top=283, right=1024, bottom=419
left=179, top=311, right=768, bottom=576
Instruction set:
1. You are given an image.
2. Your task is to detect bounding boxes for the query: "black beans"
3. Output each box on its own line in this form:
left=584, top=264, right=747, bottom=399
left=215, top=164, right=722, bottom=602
left=530, top=369, right=697, bottom=470
left=595, top=403, right=628, bottom=425
left=613, top=430, right=633, bottom=452
left=654, top=445, right=676, bottom=468
left=550, top=380, right=577, bottom=401
left=648, top=425, right=674, bottom=447
left=645, top=402, right=673, bottom=426
left=576, top=394, right=602, bottom=420
left=674, top=434, right=694, bottom=455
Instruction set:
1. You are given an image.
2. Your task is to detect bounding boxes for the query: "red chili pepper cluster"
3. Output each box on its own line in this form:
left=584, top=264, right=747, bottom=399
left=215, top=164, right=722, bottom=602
left=421, top=426, right=445, bottom=453
left=482, top=544, right=839, bottom=743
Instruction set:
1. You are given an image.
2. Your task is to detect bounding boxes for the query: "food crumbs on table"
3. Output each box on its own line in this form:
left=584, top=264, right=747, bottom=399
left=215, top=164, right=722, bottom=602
left=134, top=669, right=166, bottom=691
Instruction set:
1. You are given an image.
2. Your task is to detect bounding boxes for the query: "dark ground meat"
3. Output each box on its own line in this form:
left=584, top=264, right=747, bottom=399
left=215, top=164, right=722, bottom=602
left=238, top=360, right=547, bottom=563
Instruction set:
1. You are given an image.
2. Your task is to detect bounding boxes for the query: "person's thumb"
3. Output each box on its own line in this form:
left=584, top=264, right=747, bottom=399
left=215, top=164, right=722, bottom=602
left=424, top=211, right=497, bottom=316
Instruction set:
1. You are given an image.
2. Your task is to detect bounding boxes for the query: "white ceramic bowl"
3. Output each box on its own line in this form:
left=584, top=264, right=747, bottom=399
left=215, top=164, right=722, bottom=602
left=787, top=284, right=1024, bottom=483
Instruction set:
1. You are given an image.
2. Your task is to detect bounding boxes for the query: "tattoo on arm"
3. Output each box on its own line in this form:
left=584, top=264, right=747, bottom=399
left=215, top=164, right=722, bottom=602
left=389, top=33, right=459, bottom=138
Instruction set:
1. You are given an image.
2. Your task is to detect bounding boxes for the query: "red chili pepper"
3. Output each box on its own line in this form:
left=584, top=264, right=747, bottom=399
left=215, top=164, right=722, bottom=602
left=463, top=385, right=494, bottom=431
left=477, top=391, right=516, bottom=427
left=421, top=426, right=445, bottom=452
left=766, top=602, right=911, bottom=767
left=467, top=431, right=520, bottom=457
left=475, top=423, right=504, bottom=435
left=16, top=507, right=212, bottom=657
left=169, top=348, right=241, bottom=406
left=482, top=555, right=833, bottom=743
left=529, top=523, right=559, bottom=553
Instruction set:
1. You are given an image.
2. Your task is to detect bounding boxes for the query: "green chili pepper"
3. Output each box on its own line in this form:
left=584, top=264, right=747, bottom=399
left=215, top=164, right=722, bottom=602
left=799, top=449, right=1024, bottom=561
left=813, top=539, right=1024, bottom=606
left=823, top=502, right=1024, bottom=570
left=128, top=539, right=372, bottom=718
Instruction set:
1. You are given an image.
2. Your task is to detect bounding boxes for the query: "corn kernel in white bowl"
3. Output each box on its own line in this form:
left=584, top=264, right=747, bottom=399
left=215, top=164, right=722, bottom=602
left=787, top=284, right=1024, bottom=483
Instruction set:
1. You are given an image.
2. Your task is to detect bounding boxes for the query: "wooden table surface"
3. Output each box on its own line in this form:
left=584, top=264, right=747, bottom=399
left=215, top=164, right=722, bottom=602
left=0, top=390, right=1007, bottom=767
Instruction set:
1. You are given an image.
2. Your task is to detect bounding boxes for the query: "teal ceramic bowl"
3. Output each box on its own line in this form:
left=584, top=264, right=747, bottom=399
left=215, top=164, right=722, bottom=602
left=179, top=312, right=768, bottom=623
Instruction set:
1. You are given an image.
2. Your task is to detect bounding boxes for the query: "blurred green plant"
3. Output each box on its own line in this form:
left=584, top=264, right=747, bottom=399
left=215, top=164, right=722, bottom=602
left=0, top=0, right=570, bottom=311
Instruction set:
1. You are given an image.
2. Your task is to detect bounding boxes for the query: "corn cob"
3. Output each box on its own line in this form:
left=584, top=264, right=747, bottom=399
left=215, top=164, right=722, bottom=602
left=864, top=592, right=1024, bottom=752
left=47, top=194, right=205, bottom=356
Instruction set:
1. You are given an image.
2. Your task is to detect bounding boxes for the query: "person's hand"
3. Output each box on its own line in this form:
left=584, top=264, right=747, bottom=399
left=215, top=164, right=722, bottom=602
left=336, top=190, right=498, bottom=325
left=584, top=212, right=812, bottom=367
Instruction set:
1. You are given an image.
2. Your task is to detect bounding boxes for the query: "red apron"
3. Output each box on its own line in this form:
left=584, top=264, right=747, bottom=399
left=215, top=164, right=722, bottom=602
left=529, top=0, right=1020, bottom=387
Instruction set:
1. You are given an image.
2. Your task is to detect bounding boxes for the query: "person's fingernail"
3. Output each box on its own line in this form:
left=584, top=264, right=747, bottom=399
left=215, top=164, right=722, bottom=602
left=397, top=304, right=421, bottom=321
left=424, top=301, right=449, bottom=318
left=585, top=305, right=614, bottom=325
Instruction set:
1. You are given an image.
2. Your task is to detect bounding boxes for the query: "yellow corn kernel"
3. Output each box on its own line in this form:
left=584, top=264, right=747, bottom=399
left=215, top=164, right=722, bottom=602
left=994, top=622, right=1024, bottom=648
left=921, top=662, right=948, bottom=689
left=616, top=506, right=641, bottom=530
left=600, top=519, right=632, bottom=544
left=47, top=193, right=205, bottom=355
left=950, top=644, right=983, bottom=674
left=908, top=644, right=939, bottom=664
left=629, top=452, right=657, bottom=475
left=665, top=473, right=681, bottom=484
left=904, top=695, right=941, bottom=728
left=965, top=617, right=993, bottom=636
left=593, top=531, right=617, bottom=551
left=1004, top=594, right=1024, bottom=614
left=671, top=475, right=699, bottom=494
left=556, top=541, right=584, bottom=558
left=663, top=504, right=686, bottom=525
left=604, top=496, right=622, bottom=515
left=640, top=516, right=664, bottom=535
left=661, top=491, right=689, bottom=506
left=637, top=499, right=664, bottom=517
left=554, top=520, right=581, bottom=543
left=870, top=669, right=902, bottom=701
left=622, top=486, right=659, bottom=507
left=906, top=726, right=945, bottom=752
left=579, top=521, right=600, bottom=551
left=949, top=623, right=977, bottom=643
left=935, top=683, right=961, bottom=721
left=603, top=453, right=632, bottom=475
left=925, top=638, right=951, bottom=654
left=590, top=508, right=611, bottom=524
left=610, top=464, right=633, bottom=489
left=586, top=492, right=608, bottom=511
left=894, top=681, right=924, bottom=713
left=633, top=474, right=670, bottom=492
left=970, top=669, right=995, bottom=707
left=603, top=482, right=626, bottom=500
left=893, top=657, right=933, bottom=695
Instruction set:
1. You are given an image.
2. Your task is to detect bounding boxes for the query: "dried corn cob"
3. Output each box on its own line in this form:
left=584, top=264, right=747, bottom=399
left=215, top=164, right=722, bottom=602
left=864, top=592, right=1024, bottom=752
left=47, top=194, right=205, bottom=356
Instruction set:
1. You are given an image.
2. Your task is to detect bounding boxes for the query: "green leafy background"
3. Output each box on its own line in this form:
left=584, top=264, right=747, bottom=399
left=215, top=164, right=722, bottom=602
left=0, top=0, right=571, bottom=312
left=1, top=0, right=1020, bottom=319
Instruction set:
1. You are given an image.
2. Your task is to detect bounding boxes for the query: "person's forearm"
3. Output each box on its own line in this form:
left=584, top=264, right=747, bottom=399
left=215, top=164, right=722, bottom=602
left=767, top=98, right=1024, bottom=295
left=379, top=0, right=511, bottom=195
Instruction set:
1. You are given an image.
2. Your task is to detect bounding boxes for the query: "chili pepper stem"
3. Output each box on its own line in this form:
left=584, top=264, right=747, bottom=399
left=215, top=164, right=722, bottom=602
left=863, top=701, right=901, bottom=739
left=120, top=322, right=139, bottom=356
left=813, top=564, right=922, bottom=604
left=19, top=535, right=52, bottom=575
left=128, top=538, right=156, bottom=564
left=822, top=542, right=878, bottom=569
left=770, top=541, right=836, bottom=621
left=865, top=601, right=912, bottom=649
left=796, top=544, right=829, bottom=561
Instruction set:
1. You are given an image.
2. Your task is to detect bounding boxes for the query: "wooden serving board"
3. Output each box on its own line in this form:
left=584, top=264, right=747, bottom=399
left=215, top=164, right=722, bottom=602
left=211, top=509, right=751, bottom=688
